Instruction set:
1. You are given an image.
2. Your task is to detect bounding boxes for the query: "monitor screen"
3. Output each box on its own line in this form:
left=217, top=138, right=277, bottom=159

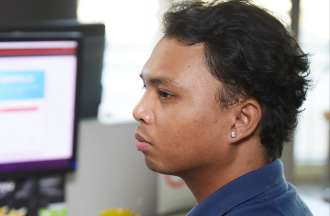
left=0, top=34, right=80, bottom=178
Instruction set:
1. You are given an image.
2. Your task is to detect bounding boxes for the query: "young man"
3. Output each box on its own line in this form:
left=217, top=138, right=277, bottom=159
left=133, top=0, right=312, bottom=215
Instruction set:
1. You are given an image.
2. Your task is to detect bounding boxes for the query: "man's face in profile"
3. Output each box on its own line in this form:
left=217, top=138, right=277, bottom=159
left=133, top=38, right=233, bottom=176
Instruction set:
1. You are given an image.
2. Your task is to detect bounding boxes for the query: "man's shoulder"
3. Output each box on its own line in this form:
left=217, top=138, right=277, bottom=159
left=187, top=161, right=313, bottom=216
left=226, top=202, right=313, bottom=216
left=225, top=184, right=313, bottom=216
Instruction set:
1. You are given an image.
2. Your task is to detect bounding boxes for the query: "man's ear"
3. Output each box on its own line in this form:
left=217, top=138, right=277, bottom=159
left=229, top=99, right=262, bottom=142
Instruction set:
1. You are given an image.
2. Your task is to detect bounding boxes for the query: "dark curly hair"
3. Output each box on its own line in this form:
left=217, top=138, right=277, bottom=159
left=163, top=0, right=310, bottom=161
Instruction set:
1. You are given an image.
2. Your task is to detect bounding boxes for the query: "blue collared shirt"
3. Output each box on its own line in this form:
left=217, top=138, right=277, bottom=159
left=187, top=160, right=313, bottom=216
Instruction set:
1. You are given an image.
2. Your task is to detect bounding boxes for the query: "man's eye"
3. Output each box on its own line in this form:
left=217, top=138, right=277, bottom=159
left=158, top=90, right=173, bottom=100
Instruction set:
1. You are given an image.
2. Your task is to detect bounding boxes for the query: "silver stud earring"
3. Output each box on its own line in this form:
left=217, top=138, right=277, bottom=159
left=230, top=131, right=236, bottom=138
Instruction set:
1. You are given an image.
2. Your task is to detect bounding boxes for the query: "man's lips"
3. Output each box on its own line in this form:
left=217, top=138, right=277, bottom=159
left=135, top=133, right=152, bottom=152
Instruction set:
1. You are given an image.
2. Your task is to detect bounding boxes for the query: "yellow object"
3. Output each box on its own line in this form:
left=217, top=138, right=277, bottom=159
left=99, top=208, right=139, bottom=216
left=0, top=207, right=7, bottom=216
left=0, top=207, right=27, bottom=216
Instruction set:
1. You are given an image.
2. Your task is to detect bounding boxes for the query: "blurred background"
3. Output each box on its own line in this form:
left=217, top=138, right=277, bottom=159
left=0, top=0, right=328, bottom=215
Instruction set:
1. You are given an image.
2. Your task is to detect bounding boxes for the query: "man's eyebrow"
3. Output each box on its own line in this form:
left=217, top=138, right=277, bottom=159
left=139, top=73, right=183, bottom=89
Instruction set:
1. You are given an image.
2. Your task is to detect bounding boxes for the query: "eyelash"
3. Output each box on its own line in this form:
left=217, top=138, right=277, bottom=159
left=158, top=90, right=173, bottom=100
left=142, top=84, right=174, bottom=101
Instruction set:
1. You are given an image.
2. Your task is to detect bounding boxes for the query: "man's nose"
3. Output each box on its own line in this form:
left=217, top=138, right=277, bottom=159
left=132, top=95, right=154, bottom=124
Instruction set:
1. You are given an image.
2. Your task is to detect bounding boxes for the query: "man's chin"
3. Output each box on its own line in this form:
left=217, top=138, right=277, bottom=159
left=144, top=158, right=182, bottom=176
left=145, top=158, right=163, bottom=173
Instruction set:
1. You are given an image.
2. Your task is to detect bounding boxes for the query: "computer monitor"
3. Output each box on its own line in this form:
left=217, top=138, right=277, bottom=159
left=0, top=32, right=81, bottom=178
left=0, top=23, right=106, bottom=118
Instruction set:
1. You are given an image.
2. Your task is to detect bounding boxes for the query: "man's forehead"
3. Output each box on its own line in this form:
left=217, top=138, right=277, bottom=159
left=141, top=56, right=178, bottom=82
left=141, top=38, right=206, bottom=77
left=157, top=38, right=204, bottom=58
left=140, top=66, right=184, bottom=89
left=139, top=37, right=223, bottom=92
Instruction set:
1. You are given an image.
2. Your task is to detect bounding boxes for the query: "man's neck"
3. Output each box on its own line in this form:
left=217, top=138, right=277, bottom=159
left=180, top=142, right=267, bottom=203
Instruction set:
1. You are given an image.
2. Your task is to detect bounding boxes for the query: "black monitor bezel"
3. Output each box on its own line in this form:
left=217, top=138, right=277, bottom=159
left=0, top=32, right=82, bottom=180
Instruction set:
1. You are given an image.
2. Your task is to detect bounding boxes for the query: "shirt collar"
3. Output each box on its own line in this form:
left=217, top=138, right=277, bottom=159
left=187, top=159, right=287, bottom=216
